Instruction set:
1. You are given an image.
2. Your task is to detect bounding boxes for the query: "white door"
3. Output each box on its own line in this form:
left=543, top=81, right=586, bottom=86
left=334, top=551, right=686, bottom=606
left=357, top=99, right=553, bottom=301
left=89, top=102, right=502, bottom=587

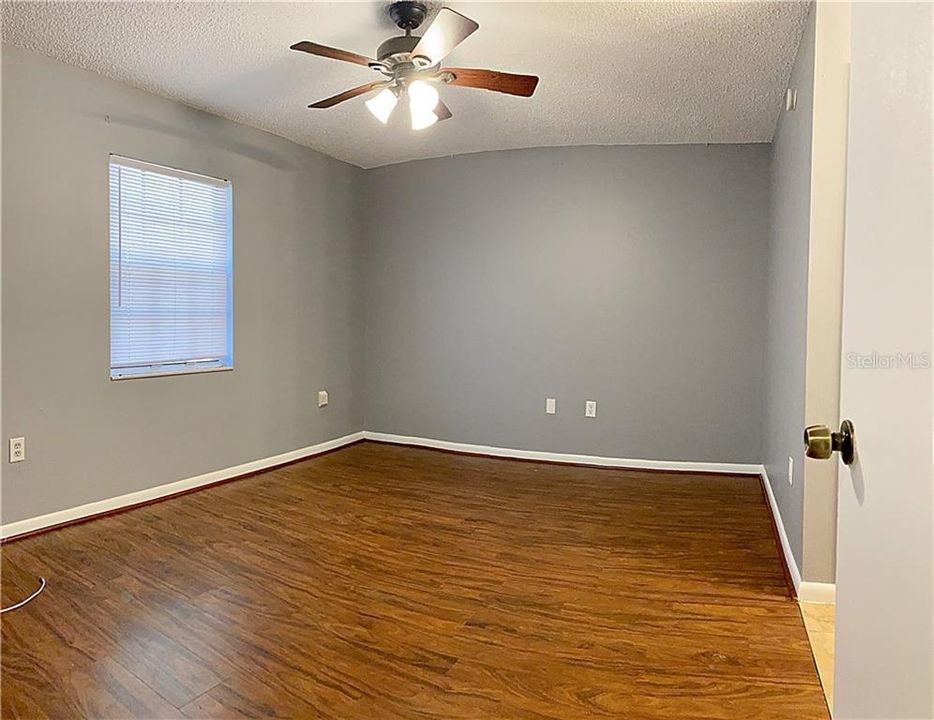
left=833, top=2, right=933, bottom=717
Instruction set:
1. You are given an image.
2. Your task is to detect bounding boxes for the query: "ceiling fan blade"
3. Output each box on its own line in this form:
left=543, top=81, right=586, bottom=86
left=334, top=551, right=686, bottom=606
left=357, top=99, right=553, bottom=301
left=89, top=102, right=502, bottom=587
left=290, top=41, right=375, bottom=68
left=446, top=68, right=539, bottom=97
left=411, top=8, right=479, bottom=65
left=435, top=100, right=453, bottom=121
left=308, top=81, right=388, bottom=109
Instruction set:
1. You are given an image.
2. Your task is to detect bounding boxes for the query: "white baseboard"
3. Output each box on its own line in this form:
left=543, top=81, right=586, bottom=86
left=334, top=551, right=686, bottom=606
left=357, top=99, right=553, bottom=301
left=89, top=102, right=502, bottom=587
left=362, top=431, right=763, bottom=475
left=0, top=431, right=364, bottom=541
left=759, top=466, right=804, bottom=593
left=759, top=467, right=836, bottom=604
left=799, top=581, right=836, bottom=604
left=3, top=429, right=834, bottom=607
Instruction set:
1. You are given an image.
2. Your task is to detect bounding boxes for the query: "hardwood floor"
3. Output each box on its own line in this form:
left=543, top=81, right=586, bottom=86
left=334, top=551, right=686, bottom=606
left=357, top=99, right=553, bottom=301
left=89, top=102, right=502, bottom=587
left=1, top=441, right=828, bottom=719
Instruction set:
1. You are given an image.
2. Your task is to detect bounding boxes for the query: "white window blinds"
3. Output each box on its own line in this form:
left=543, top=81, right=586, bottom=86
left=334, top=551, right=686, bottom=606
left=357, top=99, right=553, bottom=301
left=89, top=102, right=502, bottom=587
left=109, top=156, right=233, bottom=379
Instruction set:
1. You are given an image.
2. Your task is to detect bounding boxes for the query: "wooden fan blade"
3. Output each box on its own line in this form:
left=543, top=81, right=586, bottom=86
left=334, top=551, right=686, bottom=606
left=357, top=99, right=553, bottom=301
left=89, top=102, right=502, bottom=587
left=308, top=81, right=388, bottom=109
left=435, top=99, right=453, bottom=121
left=290, top=41, right=374, bottom=68
left=411, top=8, right=479, bottom=65
left=446, top=68, right=539, bottom=97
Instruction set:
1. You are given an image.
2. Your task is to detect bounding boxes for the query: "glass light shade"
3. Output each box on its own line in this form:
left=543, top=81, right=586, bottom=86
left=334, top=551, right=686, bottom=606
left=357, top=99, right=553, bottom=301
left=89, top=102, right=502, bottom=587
left=407, top=80, right=440, bottom=130
left=407, top=80, right=439, bottom=112
left=410, top=107, right=439, bottom=131
left=365, top=88, right=398, bottom=124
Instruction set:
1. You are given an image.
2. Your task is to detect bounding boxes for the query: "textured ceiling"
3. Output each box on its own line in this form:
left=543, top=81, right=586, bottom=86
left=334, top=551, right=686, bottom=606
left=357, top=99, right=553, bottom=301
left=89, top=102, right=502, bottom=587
left=1, top=1, right=807, bottom=168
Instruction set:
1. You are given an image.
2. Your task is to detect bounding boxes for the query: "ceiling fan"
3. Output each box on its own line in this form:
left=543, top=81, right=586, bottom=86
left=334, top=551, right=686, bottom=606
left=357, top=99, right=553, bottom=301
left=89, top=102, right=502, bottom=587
left=290, top=1, right=539, bottom=130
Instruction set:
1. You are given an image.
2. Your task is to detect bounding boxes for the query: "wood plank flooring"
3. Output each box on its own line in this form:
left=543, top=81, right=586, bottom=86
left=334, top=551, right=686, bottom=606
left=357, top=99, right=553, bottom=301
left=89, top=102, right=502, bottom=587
left=1, top=441, right=829, bottom=719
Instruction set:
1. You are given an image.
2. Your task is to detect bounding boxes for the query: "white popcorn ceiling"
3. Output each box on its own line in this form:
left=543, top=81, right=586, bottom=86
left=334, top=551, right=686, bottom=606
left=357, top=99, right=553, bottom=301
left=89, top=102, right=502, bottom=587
left=1, top=1, right=808, bottom=169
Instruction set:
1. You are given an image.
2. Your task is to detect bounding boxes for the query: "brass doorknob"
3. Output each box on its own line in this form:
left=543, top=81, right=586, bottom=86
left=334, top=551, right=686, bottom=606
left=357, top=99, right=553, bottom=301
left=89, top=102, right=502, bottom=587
left=804, top=419, right=856, bottom=465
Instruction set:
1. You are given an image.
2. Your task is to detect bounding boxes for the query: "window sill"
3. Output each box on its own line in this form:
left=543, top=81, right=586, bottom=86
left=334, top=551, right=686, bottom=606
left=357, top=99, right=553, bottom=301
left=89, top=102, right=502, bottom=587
left=110, top=366, right=233, bottom=381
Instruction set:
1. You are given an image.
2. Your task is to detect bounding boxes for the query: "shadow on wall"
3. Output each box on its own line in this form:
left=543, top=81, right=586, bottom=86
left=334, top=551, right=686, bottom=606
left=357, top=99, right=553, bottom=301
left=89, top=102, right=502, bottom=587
left=79, top=109, right=300, bottom=171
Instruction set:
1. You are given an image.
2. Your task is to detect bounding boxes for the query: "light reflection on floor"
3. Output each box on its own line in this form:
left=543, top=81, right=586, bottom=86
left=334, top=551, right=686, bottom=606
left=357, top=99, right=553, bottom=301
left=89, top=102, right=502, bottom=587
left=800, top=602, right=835, bottom=713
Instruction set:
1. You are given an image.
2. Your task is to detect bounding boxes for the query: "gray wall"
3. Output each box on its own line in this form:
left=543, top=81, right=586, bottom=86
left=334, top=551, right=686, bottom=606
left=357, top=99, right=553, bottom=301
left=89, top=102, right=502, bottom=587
left=763, top=5, right=815, bottom=574
left=363, top=144, right=770, bottom=463
left=1, top=47, right=366, bottom=524
left=2, top=47, right=782, bottom=527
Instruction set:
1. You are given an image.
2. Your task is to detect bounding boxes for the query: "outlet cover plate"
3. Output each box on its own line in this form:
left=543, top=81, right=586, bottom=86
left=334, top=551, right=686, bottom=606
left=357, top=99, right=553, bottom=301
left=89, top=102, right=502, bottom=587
left=9, top=437, right=25, bottom=463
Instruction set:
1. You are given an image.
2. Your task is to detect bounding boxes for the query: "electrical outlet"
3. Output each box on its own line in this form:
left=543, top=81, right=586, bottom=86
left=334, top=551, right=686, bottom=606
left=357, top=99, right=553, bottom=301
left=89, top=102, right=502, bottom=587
left=545, top=398, right=556, bottom=415
left=318, top=390, right=329, bottom=408
left=585, top=400, right=597, bottom=418
left=788, top=456, right=794, bottom=485
left=9, top=437, right=25, bottom=463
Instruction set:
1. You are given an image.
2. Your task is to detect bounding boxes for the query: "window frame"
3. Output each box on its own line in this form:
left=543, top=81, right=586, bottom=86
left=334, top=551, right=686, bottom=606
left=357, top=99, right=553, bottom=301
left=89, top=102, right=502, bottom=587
left=108, top=154, right=234, bottom=381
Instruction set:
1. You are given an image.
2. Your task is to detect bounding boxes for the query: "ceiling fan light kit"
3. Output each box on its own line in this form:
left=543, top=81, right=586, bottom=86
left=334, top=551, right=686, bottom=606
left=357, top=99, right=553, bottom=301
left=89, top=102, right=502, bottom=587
left=290, top=1, right=539, bottom=131
left=365, top=88, right=398, bottom=124
left=408, top=79, right=441, bottom=129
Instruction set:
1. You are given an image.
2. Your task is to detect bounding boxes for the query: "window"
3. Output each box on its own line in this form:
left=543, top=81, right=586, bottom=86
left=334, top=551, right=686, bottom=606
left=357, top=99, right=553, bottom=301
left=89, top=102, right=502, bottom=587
left=109, top=156, right=232, bottom=379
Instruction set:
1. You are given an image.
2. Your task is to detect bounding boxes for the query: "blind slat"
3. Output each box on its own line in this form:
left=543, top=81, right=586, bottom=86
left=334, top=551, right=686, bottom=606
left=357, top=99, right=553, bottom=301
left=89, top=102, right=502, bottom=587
left=110, top=158, right=232, bottom=376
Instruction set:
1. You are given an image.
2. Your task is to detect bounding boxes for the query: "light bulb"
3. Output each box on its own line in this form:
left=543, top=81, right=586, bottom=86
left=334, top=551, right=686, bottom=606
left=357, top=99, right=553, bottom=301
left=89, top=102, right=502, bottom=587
left=407, top=80, right=439, bottom=112
left=410, top=107, right=438, bottom=131
left=407, top=80, right=440, bottom=130
left=365, top=88, right=398, bottom=124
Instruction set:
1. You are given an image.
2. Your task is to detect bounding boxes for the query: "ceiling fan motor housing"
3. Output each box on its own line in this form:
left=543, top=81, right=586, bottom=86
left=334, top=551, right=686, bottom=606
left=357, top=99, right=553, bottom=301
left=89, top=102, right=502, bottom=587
left=377, top=35, right=420, bottom=63
left=381, top=1, right=434, bottom=71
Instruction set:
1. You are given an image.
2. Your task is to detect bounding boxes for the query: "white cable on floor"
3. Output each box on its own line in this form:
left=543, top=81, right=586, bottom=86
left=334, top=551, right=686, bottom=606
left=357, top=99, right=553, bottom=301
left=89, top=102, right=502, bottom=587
left=0, top=577, right=46, bottom=614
